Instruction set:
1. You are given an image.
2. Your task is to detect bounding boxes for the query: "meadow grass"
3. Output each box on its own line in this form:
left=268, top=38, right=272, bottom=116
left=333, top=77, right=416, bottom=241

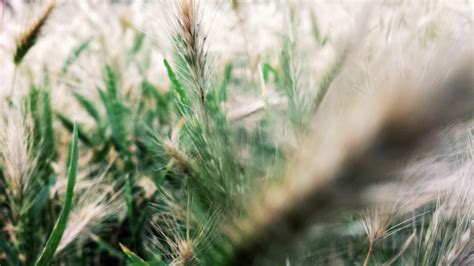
left=0, top=0, right=472, bottom=265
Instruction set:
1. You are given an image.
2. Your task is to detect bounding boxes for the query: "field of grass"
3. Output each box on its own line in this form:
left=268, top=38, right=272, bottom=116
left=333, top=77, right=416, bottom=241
left=0, top=0, right=472, bottom=265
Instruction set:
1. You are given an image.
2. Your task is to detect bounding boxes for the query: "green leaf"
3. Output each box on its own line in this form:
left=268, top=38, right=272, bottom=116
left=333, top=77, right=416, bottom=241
left=124, top=174, right=134, bottom=222
left=72, top=92, right=101, bottom=122
left=0, top=234, right=19, bottom=266
left=262, top=63, right=280, bottom=85
left=40, top=90, right=56, bottom=161
left=131, top=31, right=145, bottom=55
left=62, top=38, right=92, bottom=73
left=163, top=58, right=190, bottom=111
left=99, top=66, right=129, bottom=156
left=119, top=243, right=150, bottom=266
left=313, top=49, right=347, bottom=112
left=219, top=63, right=233, bottom=102
left=105, top=65, right=118, bottom=98
left=35, top=124, right=79, bottom=266
left=55, top=112, right=94, bottom=147
left=91, top=235, right=125, bottom=260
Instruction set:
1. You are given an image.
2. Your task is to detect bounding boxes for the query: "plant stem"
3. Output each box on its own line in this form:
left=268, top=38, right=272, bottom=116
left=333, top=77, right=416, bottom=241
left=364, top=240, right=376, bottom=266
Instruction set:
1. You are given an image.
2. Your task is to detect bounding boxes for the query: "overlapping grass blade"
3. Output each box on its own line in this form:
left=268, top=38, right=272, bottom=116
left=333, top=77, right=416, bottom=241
left=62, top=37, right=92, bottom=73
left=34, top=124, right=78, bottom=266
left=119, top=243, right=151, bottom=266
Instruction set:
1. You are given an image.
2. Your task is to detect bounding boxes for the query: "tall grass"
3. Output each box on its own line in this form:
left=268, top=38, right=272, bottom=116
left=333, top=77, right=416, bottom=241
left=0, top=0, right=472, bottom=265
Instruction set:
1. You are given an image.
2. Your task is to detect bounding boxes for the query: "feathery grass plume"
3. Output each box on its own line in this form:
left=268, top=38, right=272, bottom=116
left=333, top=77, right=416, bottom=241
left=0, top=107, right=36, bottom=264
left=146, top=189, right=217, bottom=266
left=171, top=0, right=211, bottom=124
left=222, top=54, right=473, bottom=264
left=361, top=209, right=398, bottom=266
left=0, top=108, right=34, bottom=207
left=413, top=164, right=474, bottom=266
left=56, top=179, right=124, bottom=254
left=13, top=0, right=56, bottom=65
left=99, top=64, right=129, bottom=157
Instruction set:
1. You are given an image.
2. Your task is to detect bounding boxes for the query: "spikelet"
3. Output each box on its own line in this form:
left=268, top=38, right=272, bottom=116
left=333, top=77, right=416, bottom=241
left=0, top=108, right=34, bottom=208
left=13, top=0, right=56, bottom=65
left=173, top=0, right=210, bottom=122
left=55, top=174, right=124, bottom=254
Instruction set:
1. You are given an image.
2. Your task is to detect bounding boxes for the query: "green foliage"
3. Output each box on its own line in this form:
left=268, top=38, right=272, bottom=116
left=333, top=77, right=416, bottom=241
left=35, top=124, right=78, bottom=266
left=1, top=3, right=471, bottom=266
left=120, top=243, right=157, bottom=266
left=62, top=38, right=92, bottom=73
left=164, top=58, right=191, bottom=116
left=99, top=65, right=129, bottom=156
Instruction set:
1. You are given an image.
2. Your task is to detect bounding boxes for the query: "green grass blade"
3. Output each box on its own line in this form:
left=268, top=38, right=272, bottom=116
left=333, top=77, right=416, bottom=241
left=91, top=235, right=126, bottom=260
left=34, top=124, right=79, bottom=266
left=313, top=49, right=347, bottom=112
left=99, top=66, right=129, bottom=155
left=163, top=58, right=189, bottom=108
left=105, top=65, right=118, bottom=97
left=131, top=31, right=145, bottom=55
left=62, top=37, right=92, bottom=73
left=55, top=112, right=94, bottom=147
left=72, top=92, right=101, bottom=122
left=219, top=63, right=233, bottom=102
left=119, top=243, right=150, bottom=266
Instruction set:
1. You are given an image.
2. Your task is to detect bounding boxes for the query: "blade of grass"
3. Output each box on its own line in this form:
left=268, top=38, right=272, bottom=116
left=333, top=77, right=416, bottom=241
left=55, top=112, right=94, bottom=147
left=90, top=234, right=125, bottom=260
left=0, top=234, right=19, bottom=266
left=163, top=58, right=190, bottom=115
left=34, top=124, right=78, bottom=266
left=62, top=37, right=92, bottom=73
left=72, top=92, right=101, bottom=122
left=119, top=243, right=150, bottom=266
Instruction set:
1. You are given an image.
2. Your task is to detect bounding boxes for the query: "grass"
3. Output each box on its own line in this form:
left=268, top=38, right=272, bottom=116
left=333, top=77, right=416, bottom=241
left=0, top=0, right=472, bottom=265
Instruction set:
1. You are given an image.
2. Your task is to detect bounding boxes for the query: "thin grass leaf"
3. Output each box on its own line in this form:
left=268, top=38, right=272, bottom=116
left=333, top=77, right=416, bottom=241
left=72, top=92, right=101, bottom=122
left=26, top=86, right=56, bottom=184
left=55, top=112, right=94, bottom=147
left=62, top=37, right=92, bottom=73
left=91, top=235, right=126, bottom=260
left=163, top=58, right=189, bottom=108
left=313, top=48, right=348, bottom=112
left=310, top=11, right=328, bottom=46
left=105, top=65, right=118, bottom=97
left=99, top=66, right=129, bottom=155
left=262, top=63, right=280, bottom=85
left=219, top=63, right=233, bottom=102
left=119, top=243, right=150, bottom=266
left=35, top=124, right=78, bottom=266
left=41, top=90, right=56, bottom=158
left=0, top=234, right=19, bottom=266
left=124, top=174, right=134, bottom=224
